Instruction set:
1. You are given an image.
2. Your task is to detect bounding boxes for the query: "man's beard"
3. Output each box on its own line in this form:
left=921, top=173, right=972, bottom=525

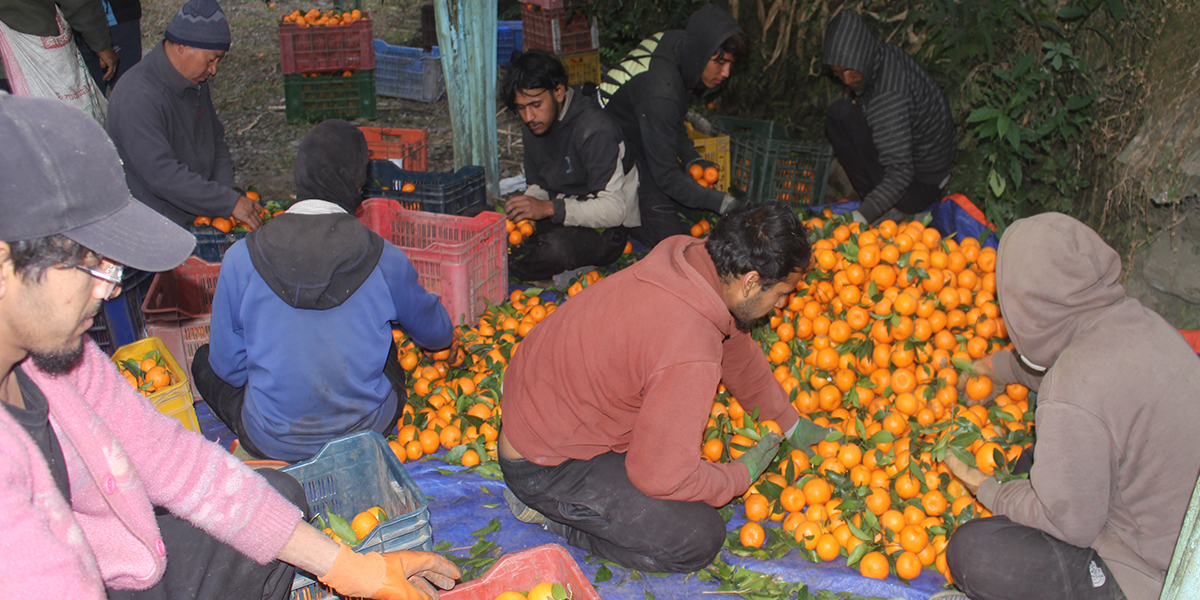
left=30, top=344, right=85, bottom=375
left=733, top=315, right=759, bottom=333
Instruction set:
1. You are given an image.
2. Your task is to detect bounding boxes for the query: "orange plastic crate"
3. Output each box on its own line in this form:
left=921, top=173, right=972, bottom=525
left=359, top=126, right=428, bottom=171
left=441, top=545, right=601, bottom=600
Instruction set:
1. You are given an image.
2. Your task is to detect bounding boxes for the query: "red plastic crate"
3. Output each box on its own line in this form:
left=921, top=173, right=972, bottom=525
left=441, top=544, right=601, bottom=600
left=357, top=199, right=507, bottom=326
left=279, top=18, right=374, bottom=74
left=520, top=3, right=598, bottom=55
left=359, top=126, right=428, bottom=171
left=141, top=256, right=220, bottom=323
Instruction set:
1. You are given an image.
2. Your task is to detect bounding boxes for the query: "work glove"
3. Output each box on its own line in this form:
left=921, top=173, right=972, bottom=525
left=851, top=210, right=869, bottom=225
left=719, top=194, right=740, bottom=215
left=787, top=417, right=836, bottom=457
left=734, top=432, right=783, bottom=482
left=318, top=545, right=461, bottom=600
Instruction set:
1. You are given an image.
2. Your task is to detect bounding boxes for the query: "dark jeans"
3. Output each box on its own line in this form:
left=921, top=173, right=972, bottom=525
left=628, top=185, right=690, bottom=249
left=107, top=468, right=308, bottom=600
left=499, top=451, right=726, bottom=573
left=191, top=341, right=407, bottom=461
left=76, top=19, right=142, bottom=94
left=508, top=219, right=628, bottom=282
left=946, top=443, right=1127, bottom=600
left=825, top=98, right=944, bottom=222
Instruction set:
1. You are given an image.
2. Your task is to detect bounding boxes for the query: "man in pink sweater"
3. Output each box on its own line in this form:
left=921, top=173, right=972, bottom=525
left=0, top=93, right=459, bottom=599
left=499, top=201, right=829, bottom=572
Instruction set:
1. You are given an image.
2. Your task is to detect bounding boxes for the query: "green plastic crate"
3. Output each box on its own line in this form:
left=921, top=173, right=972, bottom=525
left=712, top=116, right=831, bottom=205
left=283, top=69, right=376, bottom=123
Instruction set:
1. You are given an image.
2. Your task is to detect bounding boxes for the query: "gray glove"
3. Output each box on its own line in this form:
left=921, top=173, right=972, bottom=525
left=787, top=418, right=836, bottom=457
left=851, top=210, right=869, bottom=224
left=734, top=432, right=783, bottom=482
left=719, top=194, right=739, bottom=215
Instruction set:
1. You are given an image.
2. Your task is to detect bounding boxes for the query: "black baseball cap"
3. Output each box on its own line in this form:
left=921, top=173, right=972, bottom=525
left=0, top=93, right=195, bottom=272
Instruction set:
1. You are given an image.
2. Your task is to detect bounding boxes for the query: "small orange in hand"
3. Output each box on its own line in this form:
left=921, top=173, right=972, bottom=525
left=703, top=166, right=720, bottom=184
left=688, top=163, right=705, bottom=181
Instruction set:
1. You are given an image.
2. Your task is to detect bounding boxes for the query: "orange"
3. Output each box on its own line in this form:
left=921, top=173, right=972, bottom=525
left=494, top=592, right=527, bottom=600
left=438, top=425, right=462, bottom=449
left=350, top=510, right=379, bottom=540
left=768, top=341, right=791, bottom=364
left=795, top=521, right=823, bottom=550
left=975, top=441, right=1005, bottom=475
left=965, top=375, right=994, bottom=402
left=688, top=163, right=705, bottom=181
left=802, top=477, right=832, bottom=505
left=144, top=366, right=171, bottom=390
left=865, top=487, right=891, bottom=515
left=899, top=523, right=929, bottom=553
left=815, top=533, right=841, bottom=561
left=211, top=217, right=233, bottom=233
left=744, top=493, right=770, bottom=522
left=858, top=551, right=889, bottom=580
left=461, top=449, right=481, bottom=467
left=702, top=438, right=724, bottom=462
left=509, top=230, right=525, bottom=245
left=779, top=486, right=807, bottom=513
left=703, top=166, right=720, bottom=184
left=418, top=429, right=440, bottom=455
left=895, top=550, right=923, bottom=580
left=739, top=521, right=765, bottom=548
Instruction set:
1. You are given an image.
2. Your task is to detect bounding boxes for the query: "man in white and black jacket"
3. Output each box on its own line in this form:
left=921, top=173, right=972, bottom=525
left=502, top=50, right=640, bottom=282
left=822, top=10, right=956, bottom=225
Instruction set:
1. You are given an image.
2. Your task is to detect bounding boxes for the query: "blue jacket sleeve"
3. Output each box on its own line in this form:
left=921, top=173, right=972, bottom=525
left=208, top=243, right=251, bottom=386
left=379, top=244, right=454, bottom=349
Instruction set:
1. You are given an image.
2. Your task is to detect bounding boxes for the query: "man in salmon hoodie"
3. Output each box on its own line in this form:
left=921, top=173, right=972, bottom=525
left=936, top=213, right=1200, bottom=600
left=0, top=92, right=459, bottom=600
left=499, top=201, right=831, bottom=572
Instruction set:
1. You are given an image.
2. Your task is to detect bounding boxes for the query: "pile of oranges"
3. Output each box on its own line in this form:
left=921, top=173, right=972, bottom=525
left=506, top=218, right=534, bottom=246
left=281, top=7, right=366, bottom=27
left=318, top=505, right=388, bottom=546
left=192, top=192, right=284, bottom=233
left=493, top=582, right=566, bottom=600
left=116, top=353, right=175, bottom=397
left=688, top=163, right=721, bottom=189
left=389, top=206, right=1024, bottom=587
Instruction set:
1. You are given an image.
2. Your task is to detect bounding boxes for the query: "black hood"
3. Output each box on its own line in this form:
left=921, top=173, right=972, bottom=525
left=294, top=119, right=369, bottom=211
left=679, top=3, right=742, bottom=90
left=822, top=11, right=883, bottom=88
left=246, top=212, right=384, bottom=310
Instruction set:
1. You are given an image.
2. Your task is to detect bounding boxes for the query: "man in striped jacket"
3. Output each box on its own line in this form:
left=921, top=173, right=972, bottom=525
left=822, top=10, right=955, bottom=225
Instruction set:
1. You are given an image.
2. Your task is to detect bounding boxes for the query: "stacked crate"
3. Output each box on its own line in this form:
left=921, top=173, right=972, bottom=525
left=520, top=2, right=600, bottom=86
left=278, top=4, right=376, bottom=122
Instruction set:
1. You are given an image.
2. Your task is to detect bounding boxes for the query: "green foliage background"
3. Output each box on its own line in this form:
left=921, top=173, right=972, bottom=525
left=514, top=0, right=1173, bottom=249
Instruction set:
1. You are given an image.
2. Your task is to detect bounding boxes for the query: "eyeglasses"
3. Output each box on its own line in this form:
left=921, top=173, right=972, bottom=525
left=74, top=261, right=124, bottom=300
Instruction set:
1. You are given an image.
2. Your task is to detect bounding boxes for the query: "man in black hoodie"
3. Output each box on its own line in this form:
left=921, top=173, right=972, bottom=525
left=502, top=50, right=640, bottom=282
left=822, top=10, right=955, bottom=225
left=600, top=3, right=747, bottom=248
left=191, top=120, right=454, bottom=462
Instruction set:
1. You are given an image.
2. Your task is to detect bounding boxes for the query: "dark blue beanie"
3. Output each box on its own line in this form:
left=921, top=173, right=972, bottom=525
left=164, top=0, right=231, bottom=51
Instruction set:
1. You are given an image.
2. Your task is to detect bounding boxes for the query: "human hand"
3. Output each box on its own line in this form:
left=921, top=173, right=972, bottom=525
left=318, top=545, right=460, bottom=600
left=505, top=195, right=553, bottom=223
left=786, top=417, right=835, bottom=457
left=232, top=195, right=264, bottom=229
left=957, top=353, right=999, bottom=406
left=734, top=432, right=783, bottom=482
left=422, top=336, right=463, bottom=367
left=97, top=47, right=119, bottom=81
left=945, top=451, right=987, bottom=495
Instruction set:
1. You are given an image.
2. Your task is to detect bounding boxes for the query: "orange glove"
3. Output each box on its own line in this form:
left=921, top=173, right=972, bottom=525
left=318, top=545, right=460, bottom=600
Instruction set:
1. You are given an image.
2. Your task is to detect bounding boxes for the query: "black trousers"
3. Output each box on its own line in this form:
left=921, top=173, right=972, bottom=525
left=508, top=219, right=628, bottom=282
left=946, top=444, right=1128, bottom=600
left=107, top=468, right=308, bottom=600
left=499, top=451, right=726, bottom=573
left=191, top=342, right=407, bottom=461
left=76, top=19, right=142, bottom=94
left=825, top=98, right=944, bottom=223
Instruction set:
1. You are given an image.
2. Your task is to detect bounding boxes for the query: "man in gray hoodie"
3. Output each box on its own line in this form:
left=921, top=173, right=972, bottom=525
left=822, top=10, right=955, bottom=225
left=106, top=0, right=261, bottom=229
left=940, top=213, right=1200, bottom=600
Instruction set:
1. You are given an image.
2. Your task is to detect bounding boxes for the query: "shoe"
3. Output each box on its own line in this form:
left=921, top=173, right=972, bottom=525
left=928, top=590, right=970, bottom=600
left=503, top=488, right=547, bottom=526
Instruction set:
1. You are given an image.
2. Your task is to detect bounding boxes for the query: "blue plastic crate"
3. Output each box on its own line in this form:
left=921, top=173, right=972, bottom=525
left=363, top=160, right=486, bottom=215
left=86, top=270, right=153, bottom=355
left=374, top=40, right=444, bottom=102
left=283, top=431, right=432, bottom=600
left=190, top=226, right=249, bottom=263
left=497, top=20, right=522, bottom=66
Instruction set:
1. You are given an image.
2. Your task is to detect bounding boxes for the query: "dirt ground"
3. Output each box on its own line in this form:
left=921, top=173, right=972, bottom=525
left=139, top=0, right=524, bottom=204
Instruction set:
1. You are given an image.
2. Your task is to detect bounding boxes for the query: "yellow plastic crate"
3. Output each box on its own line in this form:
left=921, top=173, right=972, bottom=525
left=112, top=337, right=200, bottom=433
left=561, top=50, right=600, bottom=86
left=686, top=122, right=731, bottom=192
